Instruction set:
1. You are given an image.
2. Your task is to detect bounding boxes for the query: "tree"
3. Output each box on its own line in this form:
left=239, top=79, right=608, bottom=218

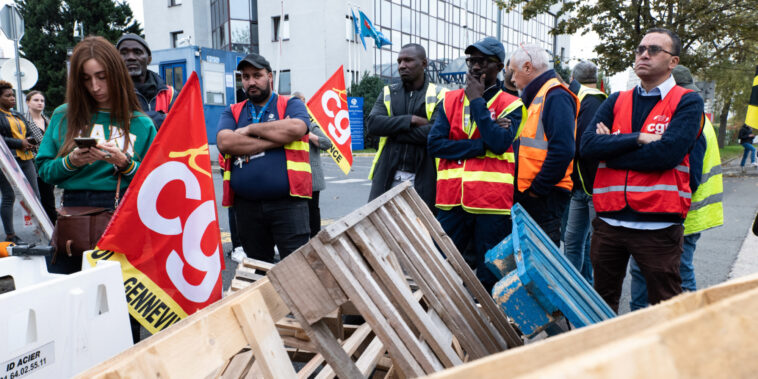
left=496, top=0, right=758, bottom=146
left=552, top=54, right=570, bottom=82
left=496, top=0, right=758, bottom=75
left=347, top=72, right=385, bottom=149
left=16, top=0, right=141, bottom=109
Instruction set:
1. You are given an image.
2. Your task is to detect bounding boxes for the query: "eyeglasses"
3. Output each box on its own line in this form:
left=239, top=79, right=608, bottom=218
left=465, top=56, right=500, bottom=67
left=635, top=45, right=675, bottom=57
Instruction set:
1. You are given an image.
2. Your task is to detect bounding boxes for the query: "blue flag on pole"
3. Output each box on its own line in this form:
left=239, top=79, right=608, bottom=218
left=358, top=10, right=391, bottom=49
left=351, top=8, right=366, bottom=49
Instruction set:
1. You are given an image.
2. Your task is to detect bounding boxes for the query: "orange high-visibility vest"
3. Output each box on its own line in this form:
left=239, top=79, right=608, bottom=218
left=593, top=85, right=696, bottom=219
left=435, top=89, right=525, bottom=215
left=517, top=77, right=578, bottom=192
left=221, top=95, right=312, bottom=206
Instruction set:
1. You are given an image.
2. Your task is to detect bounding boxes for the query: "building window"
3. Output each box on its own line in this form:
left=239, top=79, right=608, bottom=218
left=277, top=70, right=291, bottom=95
left=170, top=31, right=184, bottom=48
left=272, top=15, right=290, bottom=41
left=161, top=61, right=187, bottom=92
left=169, top=0, right=182, bottom=6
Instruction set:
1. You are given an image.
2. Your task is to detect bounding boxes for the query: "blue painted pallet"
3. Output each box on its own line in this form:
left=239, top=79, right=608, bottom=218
left=485, top=204, right=615, bottom=336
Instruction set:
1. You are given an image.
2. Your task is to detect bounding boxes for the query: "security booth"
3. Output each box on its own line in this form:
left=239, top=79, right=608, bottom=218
left=150, top=46, right=245, bottom=144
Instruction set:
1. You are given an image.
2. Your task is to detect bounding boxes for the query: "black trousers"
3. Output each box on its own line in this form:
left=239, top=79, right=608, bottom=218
left=308, top=191, right=321, bottom=238
left=437, top=207, right=511, bottom=292
left=234, top=196, right=310, bottom=263
left=515, top=188, right=571, bottom=247
left=37, top=176, right=57, bottom=225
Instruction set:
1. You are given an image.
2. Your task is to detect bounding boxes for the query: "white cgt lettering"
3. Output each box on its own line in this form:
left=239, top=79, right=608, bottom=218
left=322, top=90, right=351, bottom=145
left=137, top=161, right=220, bottom=303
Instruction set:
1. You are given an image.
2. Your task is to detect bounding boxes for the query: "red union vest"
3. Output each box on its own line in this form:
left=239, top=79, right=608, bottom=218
left=436, top=89, right=524, bottom=215
left=221, top=95, right=312, bottom=206
left=593, top=85, right=695, bottom=219
left=154, top=85, right=176, bottom=113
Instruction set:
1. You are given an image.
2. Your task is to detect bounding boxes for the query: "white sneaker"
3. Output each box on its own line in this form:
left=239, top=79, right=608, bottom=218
left=751, top=162, right=758, bottom=166
left=231, top=247, right=246, bottom=263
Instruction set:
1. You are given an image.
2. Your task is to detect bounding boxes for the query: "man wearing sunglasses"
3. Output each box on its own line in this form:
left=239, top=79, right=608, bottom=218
left=428, top=36, right=526, bottom=291
left=508, top=44, right=579, bottom=248
left=581, top=28, right=704, bottom=312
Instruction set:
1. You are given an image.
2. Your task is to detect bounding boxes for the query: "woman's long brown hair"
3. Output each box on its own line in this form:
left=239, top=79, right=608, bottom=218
left=58, top=36, right=141, bottom=156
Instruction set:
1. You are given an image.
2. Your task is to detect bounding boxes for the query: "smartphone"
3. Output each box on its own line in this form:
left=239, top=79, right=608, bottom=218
left=74, top=137, right=98, bottom=148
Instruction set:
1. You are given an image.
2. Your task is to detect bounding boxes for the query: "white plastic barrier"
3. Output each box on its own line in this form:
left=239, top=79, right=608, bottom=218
left=0, top=257, right=132, bottom=378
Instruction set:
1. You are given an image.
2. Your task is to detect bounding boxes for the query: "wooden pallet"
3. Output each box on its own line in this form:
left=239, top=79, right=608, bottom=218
left=426, top=272, right=758, bottom=378
left=75, top=277, right=296, bottom=379
left=224, top=257, right=390, bottom=378
left=268, top=182, right=523, bottom=378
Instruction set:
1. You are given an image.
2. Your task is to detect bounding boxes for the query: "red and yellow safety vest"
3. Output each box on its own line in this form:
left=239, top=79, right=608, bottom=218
left=593, top=85, right=696, bottom=219
left=436, top=89, right=525, bottom=215
left=517, top=77, right=578, bottom=192
left=221, top=95, right=312, bottom=207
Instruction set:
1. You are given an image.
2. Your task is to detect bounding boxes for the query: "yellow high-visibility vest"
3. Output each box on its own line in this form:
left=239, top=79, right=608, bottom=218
left=684, top=117, right=724, bottom=235
left=368, top=83, right=446, bottom=179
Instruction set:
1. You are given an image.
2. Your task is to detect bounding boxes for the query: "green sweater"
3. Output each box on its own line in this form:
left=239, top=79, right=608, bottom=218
left=36, top=105, right=156, bottom=191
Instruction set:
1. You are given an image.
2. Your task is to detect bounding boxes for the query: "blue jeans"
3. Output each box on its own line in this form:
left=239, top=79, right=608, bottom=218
left=741, top=143, right=756, bottom=166
left=630, top=232, right=700, bottom=310
left=563, top=189, right=595, bottom=284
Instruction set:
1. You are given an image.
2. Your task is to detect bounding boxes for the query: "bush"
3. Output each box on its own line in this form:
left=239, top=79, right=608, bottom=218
left=348, top=72, right=386, bottom=149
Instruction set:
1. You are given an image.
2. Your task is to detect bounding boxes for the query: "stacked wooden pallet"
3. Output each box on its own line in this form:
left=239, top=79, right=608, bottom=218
left=226, top=258, right=384, bottom=378
left=76, top=182, right=522, bottom=378
left=426, top=272, right=758, bottom=378
left=268, top=182, right=523, bottom=378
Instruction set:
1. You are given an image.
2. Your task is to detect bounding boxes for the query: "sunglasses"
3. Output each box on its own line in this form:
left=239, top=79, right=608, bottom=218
left=465, top=56, right=500, bottom=67
left=635, top=45, right=675, bottom=57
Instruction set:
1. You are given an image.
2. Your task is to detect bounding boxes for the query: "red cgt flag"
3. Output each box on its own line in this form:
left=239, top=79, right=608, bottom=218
left=307, top=66, right=353, bottom=174
left=86, top=72, right=225, bottom=334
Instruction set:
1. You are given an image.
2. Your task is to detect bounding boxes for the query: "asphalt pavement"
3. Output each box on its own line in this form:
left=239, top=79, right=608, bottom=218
left=10, top=154, right=758, bottom=315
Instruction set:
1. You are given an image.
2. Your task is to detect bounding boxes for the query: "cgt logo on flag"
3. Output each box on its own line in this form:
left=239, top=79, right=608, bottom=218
left=87, top=72, right=224, bottom=334
left=308, top=66, right=354, bottom=175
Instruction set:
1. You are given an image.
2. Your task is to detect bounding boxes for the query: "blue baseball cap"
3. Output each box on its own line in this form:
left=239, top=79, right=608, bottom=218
left=465, top=37, right=505, bottom=62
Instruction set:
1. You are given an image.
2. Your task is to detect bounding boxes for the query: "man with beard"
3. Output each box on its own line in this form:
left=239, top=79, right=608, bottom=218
left=367, top=43, right=445, bottom=210
left=116, top=34, right=178, bottom=130
left=428, top=37, right=525, bottom=291
left=216, top=53, right=311, bottom=263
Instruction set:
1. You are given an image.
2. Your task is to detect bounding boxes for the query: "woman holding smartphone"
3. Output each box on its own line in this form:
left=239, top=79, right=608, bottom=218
left=0, top=80, right=39, bottom=243
left=36, top=36, right=156, bottom=272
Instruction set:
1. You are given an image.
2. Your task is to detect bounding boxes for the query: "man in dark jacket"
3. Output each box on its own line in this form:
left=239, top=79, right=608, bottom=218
left=117, top=34, right=178, bottom=130
left=367, top=43, right=445, bottom=210
left=563, top=60, right=607, bottom=284
left=738, top=123, right=757, bottom=168
left=508, top=44, right=578, bottom=246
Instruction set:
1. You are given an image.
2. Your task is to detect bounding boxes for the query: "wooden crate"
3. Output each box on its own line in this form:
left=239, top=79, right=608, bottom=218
left=225, top=258, right=389, bottom=378
left=75, top=277, right=296, bottom=379
left=268, top=182, right=523, bottom=378
left=426, top=272, right=758, bottom=378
